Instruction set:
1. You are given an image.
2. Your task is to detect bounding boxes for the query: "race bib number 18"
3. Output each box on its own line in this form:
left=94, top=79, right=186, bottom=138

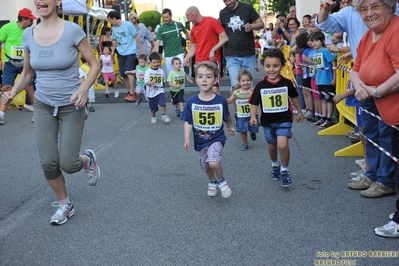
left=192, top=103, right=223, bottom=131
left=260, top=86, right=289, bottom=113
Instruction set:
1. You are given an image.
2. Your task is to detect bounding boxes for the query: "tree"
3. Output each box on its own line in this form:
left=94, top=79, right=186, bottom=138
left=237, top=0, right=260, bottom=13
left=265, top=0, right=295, bottom=13
left=240, top=0, right=295, bottom=14
left=138, top=10, right=162, bottom=30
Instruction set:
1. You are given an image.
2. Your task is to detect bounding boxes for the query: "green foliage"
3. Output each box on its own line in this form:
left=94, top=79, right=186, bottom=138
left=138, top=10, right=162, bottom=30
left=265, top=0, right=296, bottom=13
left=238, top=0, right=260, bottom=13
left=237, top=0, right=295, bottom=14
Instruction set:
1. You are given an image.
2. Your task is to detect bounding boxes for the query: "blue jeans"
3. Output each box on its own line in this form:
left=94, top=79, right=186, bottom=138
left=295, top=74, right=305, bottom=110
left=225, top=55, right=256, bottom=88
left=263, top=122, right=293, bottom=144
left=359, top=99, right=396, bottom=188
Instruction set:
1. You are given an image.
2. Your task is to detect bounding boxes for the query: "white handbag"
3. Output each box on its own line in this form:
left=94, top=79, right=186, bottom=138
left=61, top=0, right=88, bottom=15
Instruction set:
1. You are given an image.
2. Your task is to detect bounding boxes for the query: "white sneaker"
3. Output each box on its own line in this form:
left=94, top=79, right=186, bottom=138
left=151, top=117, right=157, bottom=124
left=50, top=201, right=75, bottom=225
left=218, top=179, right=231, bottom=198
left=350, top=169, right=364, bottom=178
left=24, top=104, right=34, bottom=112
left=83, top=149, right=101, bottom=186
left=355, top=159, right=365, bottom=169
left=161, top=115, right=170, bottom=123
left=207, top=182, right=218, bottom=197
left=374, top=220, right=399, bottom=238
left=389, top=213, right=395, bottom=220
left=349, top=170, right=365, bottom=182
left=114, top=90, right=119, bottom=98
left=0, top=116, right=5, bottom=125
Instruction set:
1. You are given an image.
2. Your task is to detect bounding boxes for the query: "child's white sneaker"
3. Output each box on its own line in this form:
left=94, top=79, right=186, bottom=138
left=161, top=115, right=170, bottom=123
left=151, top=117, right=157, bottom=124
left=218, top=179, right=231, bottom=198
left=207, top=182, right=218, bottom=197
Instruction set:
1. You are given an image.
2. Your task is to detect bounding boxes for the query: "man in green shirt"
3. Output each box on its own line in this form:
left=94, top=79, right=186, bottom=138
left=154, top=8, right=190, bottom=77
left=0, top=8, right=37, bottom=125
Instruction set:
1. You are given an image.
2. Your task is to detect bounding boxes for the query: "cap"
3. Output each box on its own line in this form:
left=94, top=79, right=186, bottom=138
left=18, top=8, right=37, bottom=20
left=276, top=13, right=286, bottom=18
left=130, top=12, right=138, bottom=18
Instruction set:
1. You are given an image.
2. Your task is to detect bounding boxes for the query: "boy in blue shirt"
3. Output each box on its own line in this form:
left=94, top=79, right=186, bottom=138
left=182, top=62, right=236, bottom=198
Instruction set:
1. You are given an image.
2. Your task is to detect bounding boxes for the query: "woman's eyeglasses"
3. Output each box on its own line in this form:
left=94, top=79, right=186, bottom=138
left=359, top=3, right=384, bottom=15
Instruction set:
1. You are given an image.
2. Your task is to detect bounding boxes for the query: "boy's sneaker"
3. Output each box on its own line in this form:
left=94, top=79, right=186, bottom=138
left=218, top=179, right=232, bottom=198
left=350, top=168, right=364, bottom=178
left=250, top=132, right=256, bottom=141
left=50, top=201, right=75, bottom=225
left=309, top=116, right=319, bottom=123
left=0, top=116, right=4, bottom=125
left=280, top=170, right=292, bottom=187
left=207, top=182, right=218, bottom=197
left=349, top=170, right=365, bottom=182
left=161, top=115, right=170, bottom=123
left=114, top=90, right=119, bottom=98
left=88, top=106, right=95, bottom=112
left=151, top=117, right=157, bottom=124
left=318, top=120, right=333, bottom=128
left=83, top=149, right=101, bottom=186
left=175, top=109, right=180, bottom=117
left=240, top=145, right=248, bottom=151
left=271, top=165, right=280, bottom=181
left=355, top=159, right=366, bottom=169
left=135, top=97, right=142, bottom=106
left=374, top=220, right=399, bottom=238
left=312, top=118, right=324, bottom=127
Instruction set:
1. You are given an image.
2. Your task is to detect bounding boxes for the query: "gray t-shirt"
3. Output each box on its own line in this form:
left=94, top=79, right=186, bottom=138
left=23, top=21, right=86, bottom=107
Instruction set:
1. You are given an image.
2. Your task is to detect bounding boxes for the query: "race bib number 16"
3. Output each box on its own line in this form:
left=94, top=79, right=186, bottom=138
left=260, top=86, right=289, bottom=113
left=192, top=103, right=223, bottom=131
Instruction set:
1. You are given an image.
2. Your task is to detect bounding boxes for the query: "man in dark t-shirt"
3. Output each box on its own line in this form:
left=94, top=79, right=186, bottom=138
left=219, top=0, right=264, bottom=89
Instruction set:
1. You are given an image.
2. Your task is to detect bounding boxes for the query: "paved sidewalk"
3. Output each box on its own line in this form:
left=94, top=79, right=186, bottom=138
left=1, top=67, right=398, bottom=265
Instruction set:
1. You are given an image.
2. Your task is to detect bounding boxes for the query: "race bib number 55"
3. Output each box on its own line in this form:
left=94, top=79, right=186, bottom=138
left=260, top=86, right=289, bottom=113
left=192, top=103, right=223, bottom=131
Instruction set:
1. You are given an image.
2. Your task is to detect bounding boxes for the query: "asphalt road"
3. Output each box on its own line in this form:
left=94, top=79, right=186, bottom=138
left=1, top=69, right=398, bottom=266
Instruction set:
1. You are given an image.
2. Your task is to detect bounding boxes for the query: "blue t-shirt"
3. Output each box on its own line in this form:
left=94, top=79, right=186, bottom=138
left=302, top=47, right=313, bottom=79
left=111, top=21, right=138, bottom=56
left=182, top=94, right=230, bottom=151
left=311, top=47, right=335, bottom=85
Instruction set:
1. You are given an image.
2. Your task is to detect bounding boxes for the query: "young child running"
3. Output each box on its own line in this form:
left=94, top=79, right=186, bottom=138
left=182, top=61, right=236, bottom=198
left=309, top=31, right=336, bottom=128
left=80, top=57, right=96, bottom=112
left=167, top=57, right=193, bottom=117
left=249, top=49, right=304, bottom=187
left=226, top=69, right=258, bottom=151
left=144, top=52, right=170, bottom=124
left=125, top=54, right=149, bottom=106
left=99, top=46, right=119, bottom=98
